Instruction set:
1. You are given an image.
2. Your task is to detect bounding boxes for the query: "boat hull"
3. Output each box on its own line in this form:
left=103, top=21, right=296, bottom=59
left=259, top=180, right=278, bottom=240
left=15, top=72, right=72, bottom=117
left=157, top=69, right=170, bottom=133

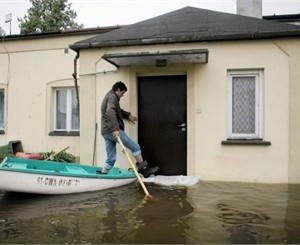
left=0, top=157, right=136, bottom=195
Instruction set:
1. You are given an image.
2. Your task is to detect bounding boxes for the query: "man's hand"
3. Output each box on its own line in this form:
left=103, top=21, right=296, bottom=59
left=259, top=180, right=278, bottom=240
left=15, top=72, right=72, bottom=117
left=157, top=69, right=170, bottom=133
left=113, top=130, right=120, bottom=138
left=128, top=114, right=137, bottom=124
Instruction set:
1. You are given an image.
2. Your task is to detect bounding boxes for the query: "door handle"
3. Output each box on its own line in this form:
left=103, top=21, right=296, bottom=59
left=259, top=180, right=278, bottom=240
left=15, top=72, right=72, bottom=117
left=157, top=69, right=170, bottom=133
left=177, top=123, right=186, bottom=128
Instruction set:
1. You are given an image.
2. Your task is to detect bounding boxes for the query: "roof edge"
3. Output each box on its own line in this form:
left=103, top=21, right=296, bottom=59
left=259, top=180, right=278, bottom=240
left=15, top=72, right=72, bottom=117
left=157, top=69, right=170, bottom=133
left=70, top=29, right=300, bottom=50
left=1, top=25, right=126, bottom=42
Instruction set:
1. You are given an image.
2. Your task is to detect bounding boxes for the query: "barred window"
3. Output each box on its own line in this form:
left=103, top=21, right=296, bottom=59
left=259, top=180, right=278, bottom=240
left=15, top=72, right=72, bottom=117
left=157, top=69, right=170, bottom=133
left=228, top=71, right=263, bottom=138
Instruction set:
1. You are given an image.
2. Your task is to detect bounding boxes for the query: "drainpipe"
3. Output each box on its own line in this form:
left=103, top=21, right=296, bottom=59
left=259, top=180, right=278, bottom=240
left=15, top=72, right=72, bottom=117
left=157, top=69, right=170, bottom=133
left=72, top=51, right=80, bottom=124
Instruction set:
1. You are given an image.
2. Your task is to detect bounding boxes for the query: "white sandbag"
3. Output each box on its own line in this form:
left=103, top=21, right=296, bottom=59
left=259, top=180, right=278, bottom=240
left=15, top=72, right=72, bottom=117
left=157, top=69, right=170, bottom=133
left=142, top=175, right=199, bottom=186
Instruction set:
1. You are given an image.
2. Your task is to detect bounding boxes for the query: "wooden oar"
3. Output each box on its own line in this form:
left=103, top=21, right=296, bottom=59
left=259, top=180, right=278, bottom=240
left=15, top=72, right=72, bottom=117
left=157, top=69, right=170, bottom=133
left=44, top=146, right=70, bottom=161
left=117, top=136, right=150, bottom=196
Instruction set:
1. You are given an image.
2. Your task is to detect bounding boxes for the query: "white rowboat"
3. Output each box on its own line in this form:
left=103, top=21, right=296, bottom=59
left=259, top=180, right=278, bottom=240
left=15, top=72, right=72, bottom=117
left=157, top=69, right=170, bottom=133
left=0, top=157, right=136, bottom=195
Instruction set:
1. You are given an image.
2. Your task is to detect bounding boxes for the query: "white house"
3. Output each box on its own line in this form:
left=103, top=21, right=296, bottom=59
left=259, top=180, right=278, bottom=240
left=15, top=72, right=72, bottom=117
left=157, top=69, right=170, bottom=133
left=70, top=6, right=300, bottom=183
left=1, top=5, right=300, bottom=183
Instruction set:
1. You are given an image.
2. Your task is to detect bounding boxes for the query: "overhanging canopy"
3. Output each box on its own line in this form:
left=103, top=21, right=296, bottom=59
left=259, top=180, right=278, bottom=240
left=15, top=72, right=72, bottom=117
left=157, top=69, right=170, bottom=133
left=102, top=49, right=209, bottom=67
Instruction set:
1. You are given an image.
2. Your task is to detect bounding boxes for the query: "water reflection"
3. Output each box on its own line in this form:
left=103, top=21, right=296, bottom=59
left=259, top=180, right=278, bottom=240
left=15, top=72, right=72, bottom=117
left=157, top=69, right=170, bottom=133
left=130, top=186, right=194, bottom=244
left=0, top=181, right=300, bottom=244
left=285, top=184, right=300, bottom=244
left=92, top=185, right=194, bottom=244
left=217, top=203, right=270, bottom=244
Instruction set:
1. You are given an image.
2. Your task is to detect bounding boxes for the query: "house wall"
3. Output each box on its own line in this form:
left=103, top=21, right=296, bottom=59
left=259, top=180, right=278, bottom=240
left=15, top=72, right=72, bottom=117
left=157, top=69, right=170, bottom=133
left=288, top=40, right=300, bottom=183
left=2, top=33, right=298, bottom=183
left=78, top=39, right=299, bottom=183
left=195, top=41, right=289, bottom=183
left=0, top=34, right=97, bottom=156
left=276, top=39, right=300, bottom=183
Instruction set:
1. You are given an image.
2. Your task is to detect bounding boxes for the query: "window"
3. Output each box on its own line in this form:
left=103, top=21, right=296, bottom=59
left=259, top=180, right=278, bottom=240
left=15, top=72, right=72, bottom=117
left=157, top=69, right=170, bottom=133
left=228, top=70, right=263, bottom=139
left=0, top=90, right=4, bottom=130
left=54, top=88, right=79, bottom=132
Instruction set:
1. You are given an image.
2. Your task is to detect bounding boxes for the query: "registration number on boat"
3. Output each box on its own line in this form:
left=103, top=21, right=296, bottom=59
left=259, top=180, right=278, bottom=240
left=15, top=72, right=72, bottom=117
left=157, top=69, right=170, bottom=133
left=37, top=176, right=80, bottom=187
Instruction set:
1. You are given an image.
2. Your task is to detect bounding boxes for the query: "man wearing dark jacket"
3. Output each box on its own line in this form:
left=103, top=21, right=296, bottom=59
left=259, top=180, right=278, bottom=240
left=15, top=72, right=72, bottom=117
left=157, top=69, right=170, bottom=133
left=100, top=81, right=159, bottom=177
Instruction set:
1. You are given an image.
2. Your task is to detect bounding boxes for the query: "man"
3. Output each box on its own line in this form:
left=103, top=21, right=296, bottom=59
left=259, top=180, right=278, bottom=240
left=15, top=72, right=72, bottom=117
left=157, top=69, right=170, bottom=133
left=100, top=81, right=159, bottom=178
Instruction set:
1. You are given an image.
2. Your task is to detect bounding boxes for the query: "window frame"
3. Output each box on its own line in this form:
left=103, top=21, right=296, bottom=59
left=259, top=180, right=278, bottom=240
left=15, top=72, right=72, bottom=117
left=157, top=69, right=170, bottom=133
left=53, top=87, right=79, bottom=132
left=227, top=70, right=264, bottom=139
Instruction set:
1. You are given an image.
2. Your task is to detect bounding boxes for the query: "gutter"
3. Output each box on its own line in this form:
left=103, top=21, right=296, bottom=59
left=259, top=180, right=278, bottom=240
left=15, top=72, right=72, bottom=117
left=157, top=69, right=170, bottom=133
left=72, top=51, right=80, bottom=123
left=69, top=30, right=300, bottom=51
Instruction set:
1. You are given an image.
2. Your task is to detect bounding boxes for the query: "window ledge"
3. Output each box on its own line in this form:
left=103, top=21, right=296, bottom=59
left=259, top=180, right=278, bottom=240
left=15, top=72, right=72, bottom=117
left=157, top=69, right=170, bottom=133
left=0, top=130, right=5, bottom=135
left=49, top=131, right=79, bottom=136
left=221, top=138, right=271, bottom=146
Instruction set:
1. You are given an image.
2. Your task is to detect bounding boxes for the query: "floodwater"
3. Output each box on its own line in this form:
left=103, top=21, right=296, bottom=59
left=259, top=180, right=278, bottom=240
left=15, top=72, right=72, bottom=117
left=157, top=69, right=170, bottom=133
left=0, top=180, right=300, bottom=244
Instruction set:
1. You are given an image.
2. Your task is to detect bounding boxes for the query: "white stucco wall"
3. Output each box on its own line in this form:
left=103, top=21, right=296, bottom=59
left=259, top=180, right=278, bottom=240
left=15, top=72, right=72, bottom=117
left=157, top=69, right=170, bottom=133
left=2, top=33, right=299, bottom=183
left=277, top=39, right=300, bottom=183
left=0, top=34, right=97, bottom=156
left=78, top=39, right=299, bottom=183
left=194, top=41, right=290, bottom=183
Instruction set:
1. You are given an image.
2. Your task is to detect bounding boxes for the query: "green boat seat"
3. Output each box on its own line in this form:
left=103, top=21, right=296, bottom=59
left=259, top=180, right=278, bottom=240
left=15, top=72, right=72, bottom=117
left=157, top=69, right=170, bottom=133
left=12, top=163, right=28, bottom=169
left=65, top=166, right=88, bottom=174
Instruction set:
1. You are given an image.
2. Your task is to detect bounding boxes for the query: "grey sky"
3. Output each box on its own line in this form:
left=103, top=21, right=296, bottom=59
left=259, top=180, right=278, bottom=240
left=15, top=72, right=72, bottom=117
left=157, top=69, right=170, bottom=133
left=1, top=0, right=300, bottom=35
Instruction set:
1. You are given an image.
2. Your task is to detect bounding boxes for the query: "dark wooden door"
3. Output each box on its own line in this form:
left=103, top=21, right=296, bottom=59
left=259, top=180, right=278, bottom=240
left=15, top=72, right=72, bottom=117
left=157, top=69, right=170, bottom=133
left=138, top=75, right=187, bottom=175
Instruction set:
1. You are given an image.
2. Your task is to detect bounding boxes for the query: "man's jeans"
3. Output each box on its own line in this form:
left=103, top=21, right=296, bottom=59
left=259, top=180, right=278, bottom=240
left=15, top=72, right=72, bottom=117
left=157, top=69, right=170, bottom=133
left=102, top=130, right=142, bottom=170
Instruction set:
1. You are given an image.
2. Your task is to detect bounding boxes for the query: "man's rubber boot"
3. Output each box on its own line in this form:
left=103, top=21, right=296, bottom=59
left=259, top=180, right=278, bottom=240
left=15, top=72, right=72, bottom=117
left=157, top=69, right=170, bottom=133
left=140, top=165, right=160, bottom=178
left=136, top=160, right=148, bottom=171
